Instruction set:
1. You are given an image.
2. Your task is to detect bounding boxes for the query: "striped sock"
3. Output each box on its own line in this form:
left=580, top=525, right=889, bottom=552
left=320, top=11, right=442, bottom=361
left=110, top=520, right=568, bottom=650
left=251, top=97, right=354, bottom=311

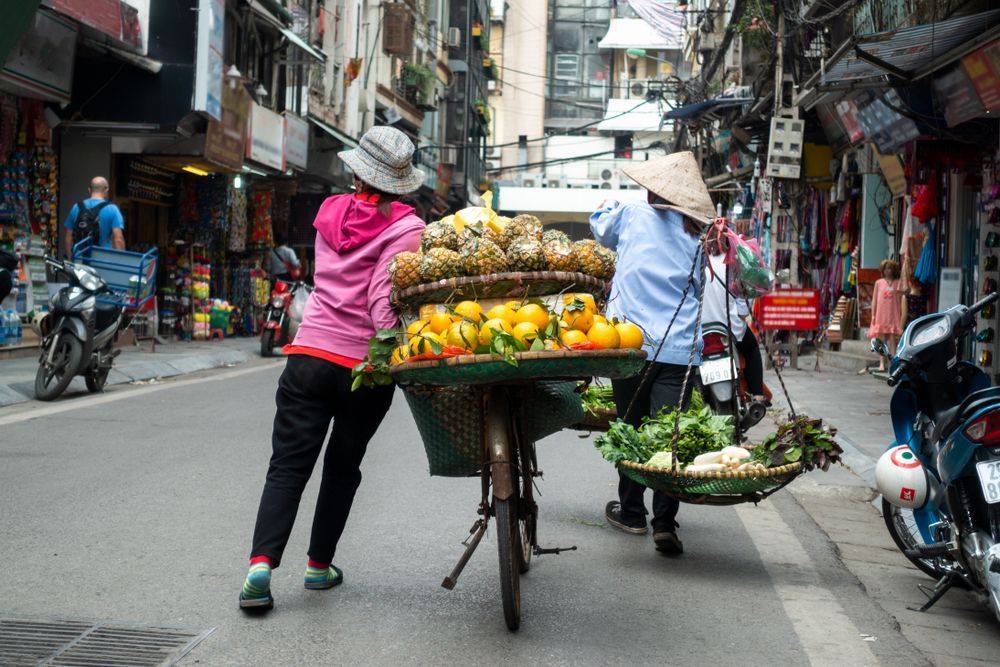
left=304, top=560, right=343, bottom=589
left=242, top=558, right=272, bottom=600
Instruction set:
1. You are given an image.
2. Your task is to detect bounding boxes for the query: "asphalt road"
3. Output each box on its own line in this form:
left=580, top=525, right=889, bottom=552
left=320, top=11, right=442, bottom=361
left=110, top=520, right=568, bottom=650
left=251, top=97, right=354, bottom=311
left=0, top=361, right=930, bottom=665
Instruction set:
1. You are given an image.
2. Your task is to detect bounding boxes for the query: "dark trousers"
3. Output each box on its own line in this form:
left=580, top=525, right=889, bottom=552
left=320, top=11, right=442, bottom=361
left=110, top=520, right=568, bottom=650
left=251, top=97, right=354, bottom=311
left=737, top=329, right=765, bottom=396
left=250, top=354, right=394, bottom=567
left=611, top=363, right=691, bottom=533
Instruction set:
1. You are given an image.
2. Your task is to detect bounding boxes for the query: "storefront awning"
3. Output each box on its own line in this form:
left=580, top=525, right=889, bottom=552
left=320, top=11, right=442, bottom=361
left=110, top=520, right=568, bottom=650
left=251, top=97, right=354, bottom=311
left=281, top=27, right=326, bottom=62
left=598, top=18, right=680, bottom=51
left=819, top=9, right=1000, bottom=89
left=596, top=98, right=670, bottom=132
left=309, top=115, right=358, bottom=148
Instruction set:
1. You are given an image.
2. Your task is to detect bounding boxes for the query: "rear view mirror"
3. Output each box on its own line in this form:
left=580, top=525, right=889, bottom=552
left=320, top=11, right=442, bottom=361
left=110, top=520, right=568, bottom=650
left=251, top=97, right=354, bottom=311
left=871, top=338, right=889, bottom=358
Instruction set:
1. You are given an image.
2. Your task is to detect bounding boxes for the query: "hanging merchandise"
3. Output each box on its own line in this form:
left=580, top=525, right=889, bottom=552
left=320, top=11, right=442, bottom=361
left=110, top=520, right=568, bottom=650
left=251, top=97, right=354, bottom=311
left=915, top=221, right=938, bottom=285
left=249, top=188, right=275, bottom=247
left=910, top=178, right=939, bottom=223
left=229, top=187, right=248, bottom=252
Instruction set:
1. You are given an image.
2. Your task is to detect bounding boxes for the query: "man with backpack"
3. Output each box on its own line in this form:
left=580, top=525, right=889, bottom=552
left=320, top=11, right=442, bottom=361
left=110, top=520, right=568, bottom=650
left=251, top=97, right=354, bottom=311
left=267, top=231, right=301, bottom=282
left=62, top=176, right=125, bottom=257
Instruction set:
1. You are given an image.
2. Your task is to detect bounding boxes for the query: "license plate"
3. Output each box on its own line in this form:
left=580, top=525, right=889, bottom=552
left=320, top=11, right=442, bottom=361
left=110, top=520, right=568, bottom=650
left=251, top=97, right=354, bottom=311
left=976, top=460, right=1000, bottom=504
left=699, top=357, right=734, bottom=385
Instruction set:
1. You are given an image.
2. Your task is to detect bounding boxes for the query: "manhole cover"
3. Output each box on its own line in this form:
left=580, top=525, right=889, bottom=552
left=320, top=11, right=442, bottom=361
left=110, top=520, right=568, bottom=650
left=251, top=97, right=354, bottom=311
left=0, top=617, right=213, bottom=666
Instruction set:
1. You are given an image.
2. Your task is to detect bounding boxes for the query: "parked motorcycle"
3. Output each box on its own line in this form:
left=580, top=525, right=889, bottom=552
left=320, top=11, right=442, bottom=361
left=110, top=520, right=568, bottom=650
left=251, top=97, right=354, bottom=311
left=698, top=322, right=768, bottom=430
left=872, top=291, right=1000, bottom=621
left=260, top=279, right=311, bottom=357
left=33, top=256, right=124, bottom=400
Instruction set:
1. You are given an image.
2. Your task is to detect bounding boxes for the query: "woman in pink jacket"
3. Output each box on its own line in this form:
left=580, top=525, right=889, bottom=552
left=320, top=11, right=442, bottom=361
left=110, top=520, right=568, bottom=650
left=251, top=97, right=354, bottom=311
left=240, top=126, right=425, bottom=611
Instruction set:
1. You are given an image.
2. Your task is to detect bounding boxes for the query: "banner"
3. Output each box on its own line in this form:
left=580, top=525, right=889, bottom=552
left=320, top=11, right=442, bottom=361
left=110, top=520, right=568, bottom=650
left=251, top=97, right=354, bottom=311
left=247, top=102, right=285, bottom=171
left=963, top=42, right=1000, bottom=112
left=759, top=289, right=820, bottom=331
left=283, top=112, right=309, bottom=170
left=194, top=0, right=224, bottom=120
left=934, top=65, right=986, bottom=127
left=205, top=82, right=250, bottom=171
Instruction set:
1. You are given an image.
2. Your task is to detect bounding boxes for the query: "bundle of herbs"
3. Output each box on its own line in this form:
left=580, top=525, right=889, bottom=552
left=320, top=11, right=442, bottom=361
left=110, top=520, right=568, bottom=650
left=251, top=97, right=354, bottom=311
left=580, top=384, right=615, bottom=416
left=594, top=390, right=734, bottom=469
left=750, top=415, right=842, bottom=471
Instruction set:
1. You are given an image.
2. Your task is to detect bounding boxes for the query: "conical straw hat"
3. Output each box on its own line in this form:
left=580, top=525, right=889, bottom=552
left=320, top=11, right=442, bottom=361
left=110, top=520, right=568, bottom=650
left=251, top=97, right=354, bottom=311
left=620, top=151, right=716, bottom=225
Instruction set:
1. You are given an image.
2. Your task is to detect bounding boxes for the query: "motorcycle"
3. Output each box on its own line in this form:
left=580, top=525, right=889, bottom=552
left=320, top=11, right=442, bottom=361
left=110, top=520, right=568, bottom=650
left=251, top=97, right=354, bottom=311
left=698, top=321, right=769, bottom=430
left=33, top=256, right=124, bottom=400
left=872, top=291, right=1000, bottom=621
left=260, top=279, right=311, bottom=357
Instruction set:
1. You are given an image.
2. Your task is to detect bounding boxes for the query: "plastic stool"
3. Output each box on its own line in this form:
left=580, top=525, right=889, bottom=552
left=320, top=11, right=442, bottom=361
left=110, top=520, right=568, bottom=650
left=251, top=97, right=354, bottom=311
left=209, top=328, right=225, bottom=341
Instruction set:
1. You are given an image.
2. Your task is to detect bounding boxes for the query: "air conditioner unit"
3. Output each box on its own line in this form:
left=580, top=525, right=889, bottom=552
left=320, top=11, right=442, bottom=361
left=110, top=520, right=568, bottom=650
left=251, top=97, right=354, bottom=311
left=630, top=80, right=647, bottom=99
left=485, top=160, right=499, bottom=171
left=521, top=177, right=535, bottom=187
left=440, top=146, right=458, bottom=164
left=600, top=168, right=613, bottom=181
left=447, top=27, right=462, bottom=48
left=486, top=145, right=501, bottom=159
left=547, top=179, right=561, bottom=188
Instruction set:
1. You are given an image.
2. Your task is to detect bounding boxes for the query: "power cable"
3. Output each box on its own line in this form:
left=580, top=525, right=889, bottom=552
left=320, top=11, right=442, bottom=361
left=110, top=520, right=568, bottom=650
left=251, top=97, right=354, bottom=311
left=486, top=141, right=669, bottom=174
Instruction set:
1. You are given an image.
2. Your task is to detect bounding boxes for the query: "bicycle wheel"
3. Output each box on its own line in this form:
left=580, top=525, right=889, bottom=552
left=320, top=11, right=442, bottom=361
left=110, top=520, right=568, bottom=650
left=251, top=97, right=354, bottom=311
left=516, top=434, right=537, bottom=574
left=486, top=391, right=521, bottom=632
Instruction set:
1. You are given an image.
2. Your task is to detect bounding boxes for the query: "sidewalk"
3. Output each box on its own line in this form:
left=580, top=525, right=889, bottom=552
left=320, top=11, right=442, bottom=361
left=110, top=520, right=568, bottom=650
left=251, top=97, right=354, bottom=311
left=764, top=363, right=999, bottom=664
left=0, top=337, right=261, bottom=407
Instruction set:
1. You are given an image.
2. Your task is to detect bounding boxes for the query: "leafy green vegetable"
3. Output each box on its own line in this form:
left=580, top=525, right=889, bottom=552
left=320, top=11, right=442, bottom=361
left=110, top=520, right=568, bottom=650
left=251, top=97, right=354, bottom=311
left=580, top=384, right=615, bottom=415
left=751, top=416, right=842, bottom=471
left=351, top=328, right=401, bottom=390
left=594, top=390, right=733, bottom=467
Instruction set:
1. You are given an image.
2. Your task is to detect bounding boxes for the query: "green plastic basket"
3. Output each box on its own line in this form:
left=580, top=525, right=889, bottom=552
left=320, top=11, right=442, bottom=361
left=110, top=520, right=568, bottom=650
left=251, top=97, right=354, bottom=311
left=617, top=460, right=803, bottom=504
left=391, top=349, right=646, bottom=386
left=403, top=381, right=584, bottom=477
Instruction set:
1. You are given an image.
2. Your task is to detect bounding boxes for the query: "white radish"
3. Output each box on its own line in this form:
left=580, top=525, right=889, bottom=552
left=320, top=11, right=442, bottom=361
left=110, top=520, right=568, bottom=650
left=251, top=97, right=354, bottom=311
left=722, top=446, right=752, bottom=461
left=685, top=463, right=726, bottom=473
left=692, top=451, right=724, bottom=466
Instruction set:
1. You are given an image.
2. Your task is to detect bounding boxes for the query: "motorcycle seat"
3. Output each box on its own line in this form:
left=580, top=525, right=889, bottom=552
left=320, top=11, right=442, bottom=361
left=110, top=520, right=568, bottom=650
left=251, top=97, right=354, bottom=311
left=932, top=388, right=1000, bottom=443
left=95, top=300, right=122, bottom=331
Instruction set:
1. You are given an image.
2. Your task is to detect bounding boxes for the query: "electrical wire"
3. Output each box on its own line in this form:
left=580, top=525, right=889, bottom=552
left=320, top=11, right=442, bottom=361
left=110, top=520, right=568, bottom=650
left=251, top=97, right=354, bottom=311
left=486, top=141, right=669, bottom=174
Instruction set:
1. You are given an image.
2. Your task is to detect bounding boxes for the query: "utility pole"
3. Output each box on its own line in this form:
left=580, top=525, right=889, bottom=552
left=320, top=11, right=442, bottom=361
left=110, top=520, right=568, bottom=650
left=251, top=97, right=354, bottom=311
left=773, top=10, right=784, bottom=115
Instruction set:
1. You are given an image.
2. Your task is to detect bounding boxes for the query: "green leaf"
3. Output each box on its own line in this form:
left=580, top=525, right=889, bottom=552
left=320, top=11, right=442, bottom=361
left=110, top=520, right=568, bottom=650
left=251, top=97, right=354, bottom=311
left=428, top=337, right=442, bottom=354
left=530, top=338, right=545, bottom=351
left=351, top=375, right=363, bottom=392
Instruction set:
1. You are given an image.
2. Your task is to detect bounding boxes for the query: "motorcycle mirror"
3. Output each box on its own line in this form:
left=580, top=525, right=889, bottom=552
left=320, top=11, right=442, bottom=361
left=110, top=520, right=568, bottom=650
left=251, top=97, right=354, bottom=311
left=870, top=338, right=889, bottom=358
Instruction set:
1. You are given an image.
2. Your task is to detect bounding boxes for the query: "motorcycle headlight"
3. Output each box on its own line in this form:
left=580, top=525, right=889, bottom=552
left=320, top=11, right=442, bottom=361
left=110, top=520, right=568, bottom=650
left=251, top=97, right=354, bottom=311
left=75, top=266, right=103, bottom=291
left=911, top=317, right=950, bottom=347
left=271, top=296, right=285, bottom=308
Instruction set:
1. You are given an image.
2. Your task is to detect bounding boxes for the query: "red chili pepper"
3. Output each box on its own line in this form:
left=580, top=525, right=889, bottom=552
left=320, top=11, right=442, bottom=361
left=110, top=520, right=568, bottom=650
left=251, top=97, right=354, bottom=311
left=570, top=341, right=601, bottom=351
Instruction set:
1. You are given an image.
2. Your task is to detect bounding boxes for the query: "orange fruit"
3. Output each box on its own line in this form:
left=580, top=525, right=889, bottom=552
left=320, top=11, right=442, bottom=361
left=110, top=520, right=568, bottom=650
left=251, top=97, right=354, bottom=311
left=389, top=345, right=410, bottom=365
left=543, top=339, right=560, bottom=351
left=615, top=321, right=644, bottom=349
left=591, top=314, right=608, bottom=327
left=563, top=293, right=597, bottom=313
left=511, top=321, right=539, bottom=347
left=479, top=318, right=512, bottom=346
left=485, top=304, right=517, bottom=328
left=406, top=319, right=430, bottom=340
left=453, top=300, right=484, bottom=323
left=446, top=321, right=479, bottom=351
left=514, top=303, right=550, bottom=329
left=562, top=306, right=593, bottom=332
left=560, top=329, right=588, bottom=347
left=409, top=331, right=443, bottom=355
left=428, top=311, right=455, bottom=335
left=587, top=322, right=620, bottom=349
left=504, top=300, right=522, bottom=312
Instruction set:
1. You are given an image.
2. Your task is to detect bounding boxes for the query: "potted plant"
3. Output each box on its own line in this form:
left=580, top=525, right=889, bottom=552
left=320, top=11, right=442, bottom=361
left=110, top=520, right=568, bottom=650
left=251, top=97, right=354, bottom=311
left=401, top=63, right=437, bottom=110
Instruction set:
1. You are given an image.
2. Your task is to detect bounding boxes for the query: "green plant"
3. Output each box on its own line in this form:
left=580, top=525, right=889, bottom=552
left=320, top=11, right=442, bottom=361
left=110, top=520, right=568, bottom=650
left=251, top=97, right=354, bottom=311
left=401, top=63, right=436, bottom=105
left=732, top=0, right=776, bottom=51
left=351, top=328, right=402, bottom=390
left=751, top=416, right=842, bottom=471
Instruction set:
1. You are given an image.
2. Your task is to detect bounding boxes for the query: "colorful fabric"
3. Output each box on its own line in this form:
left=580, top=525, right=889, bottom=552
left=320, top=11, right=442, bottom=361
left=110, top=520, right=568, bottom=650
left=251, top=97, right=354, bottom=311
left=304, top=564, right=343, bottom=589
left=283, top=345, right=360, bottom=370
left=241, top=562, right=272, bottom=601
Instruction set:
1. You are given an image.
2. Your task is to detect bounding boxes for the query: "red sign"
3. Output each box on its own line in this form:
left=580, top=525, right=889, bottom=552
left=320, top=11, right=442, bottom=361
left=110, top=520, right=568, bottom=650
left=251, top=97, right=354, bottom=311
left=963, top=42, right=1000, bottom=112
left=759, top=288, right=820, bottom=331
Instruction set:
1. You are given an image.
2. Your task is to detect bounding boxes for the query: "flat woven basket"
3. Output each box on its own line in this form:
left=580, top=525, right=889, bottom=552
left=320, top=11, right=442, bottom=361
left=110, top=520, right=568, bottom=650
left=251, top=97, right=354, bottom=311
left=403, top=381, right=584, bottom=477
left=391, top=271, right=609, bottom=312
left=391, top=349, right=646, bottom=386
left=617, top=460, right=803, bottom=504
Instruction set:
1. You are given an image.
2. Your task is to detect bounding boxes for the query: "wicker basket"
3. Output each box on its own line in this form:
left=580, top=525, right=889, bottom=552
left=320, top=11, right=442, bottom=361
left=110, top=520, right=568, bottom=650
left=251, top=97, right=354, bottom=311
left=403, top=381, right=584, bottom=477
left=572, top=407, right=617, bottom=432
left=391, top=271, right=609, bottom=312
left=391, top=349, right=646, bottom=386
left=617, top=460, right=803, bottom=505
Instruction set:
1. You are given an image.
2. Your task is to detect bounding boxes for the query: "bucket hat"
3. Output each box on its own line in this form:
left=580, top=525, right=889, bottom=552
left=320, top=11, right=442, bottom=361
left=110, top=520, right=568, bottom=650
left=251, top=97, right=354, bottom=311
left=338, top=126, right=425, bottom=195
left=620, top=151, right=716, bottom=225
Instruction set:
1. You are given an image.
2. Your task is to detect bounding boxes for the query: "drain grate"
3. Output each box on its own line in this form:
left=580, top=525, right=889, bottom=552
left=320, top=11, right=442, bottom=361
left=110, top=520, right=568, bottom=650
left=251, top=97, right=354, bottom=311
left=0, top=618, right=213, bottom=666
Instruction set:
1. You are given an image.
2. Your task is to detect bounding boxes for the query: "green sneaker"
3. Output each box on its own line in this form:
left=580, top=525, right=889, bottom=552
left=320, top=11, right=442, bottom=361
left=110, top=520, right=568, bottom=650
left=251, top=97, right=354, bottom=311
left=239, top=562, right=274, bottom=610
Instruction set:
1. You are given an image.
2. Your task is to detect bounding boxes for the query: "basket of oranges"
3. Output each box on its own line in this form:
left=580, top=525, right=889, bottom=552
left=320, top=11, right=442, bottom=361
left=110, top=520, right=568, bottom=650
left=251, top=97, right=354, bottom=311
left=384, top=294, right=647, bottom=386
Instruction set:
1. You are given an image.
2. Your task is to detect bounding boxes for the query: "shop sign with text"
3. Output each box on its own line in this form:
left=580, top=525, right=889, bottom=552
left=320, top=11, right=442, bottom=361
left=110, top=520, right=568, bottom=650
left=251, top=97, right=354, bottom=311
left=205, top=82, right=251, bottom=171
left=283, top=112, right=309, bottom=170
left=247, top=102, right=285, bottom=171
left=759, top=289, right=820, bottom=331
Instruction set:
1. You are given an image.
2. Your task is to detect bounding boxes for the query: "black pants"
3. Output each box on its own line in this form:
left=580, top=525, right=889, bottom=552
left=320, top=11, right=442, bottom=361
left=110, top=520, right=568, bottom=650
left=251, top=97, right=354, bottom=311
left=250, top=355, right=394, bottom=567
left=0, top=270, right=11, bottom=304
left=611, top=363, right=692, bottom=533
left=737, top=329, right=765, bottom=396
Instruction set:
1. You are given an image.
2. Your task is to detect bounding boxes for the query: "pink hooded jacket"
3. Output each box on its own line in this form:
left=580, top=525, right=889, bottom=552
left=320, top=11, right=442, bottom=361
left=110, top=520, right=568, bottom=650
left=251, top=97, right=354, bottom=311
left=291, top=194, right=424, bottom=361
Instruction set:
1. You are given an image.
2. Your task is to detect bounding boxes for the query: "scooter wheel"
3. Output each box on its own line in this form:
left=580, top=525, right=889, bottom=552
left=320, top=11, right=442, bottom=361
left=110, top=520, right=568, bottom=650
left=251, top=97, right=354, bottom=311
left=260, top=329, right=276, bottom=357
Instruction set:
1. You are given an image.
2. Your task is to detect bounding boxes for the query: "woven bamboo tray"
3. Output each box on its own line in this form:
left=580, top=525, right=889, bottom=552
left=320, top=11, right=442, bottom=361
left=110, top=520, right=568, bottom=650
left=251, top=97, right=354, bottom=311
left=390, top=349, right=646, bottom=386
left=391, top=271, right=609, bottom=312
left=617, top=460, right=803, bottom=505
left=572, top=407, right=617, bottom=432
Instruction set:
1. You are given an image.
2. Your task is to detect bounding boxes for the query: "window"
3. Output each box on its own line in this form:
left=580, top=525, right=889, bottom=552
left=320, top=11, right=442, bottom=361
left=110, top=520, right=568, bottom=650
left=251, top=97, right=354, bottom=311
left=546, top=1, right=611, bottom=124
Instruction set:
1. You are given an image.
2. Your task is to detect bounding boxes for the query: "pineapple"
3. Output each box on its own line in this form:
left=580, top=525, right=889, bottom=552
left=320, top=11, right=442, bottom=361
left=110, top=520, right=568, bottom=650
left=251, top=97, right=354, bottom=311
left=543, top=239, right=578, bottom=272
left=500, top=214, right=543, bottom=249
left=542, top=229, right=570, bottom=246
left=420, top=220, right=459, bottom=252
left=390, top=251, right=423, bottom=289
left=594, top=245, right=616, bottom=279
left=506, top=236, right=547, bottom=272
left=460, top=237, right=508, bottom=276
left=573, top=239, right=612, bottom=278
left=420, top=247, right=462, bottom=282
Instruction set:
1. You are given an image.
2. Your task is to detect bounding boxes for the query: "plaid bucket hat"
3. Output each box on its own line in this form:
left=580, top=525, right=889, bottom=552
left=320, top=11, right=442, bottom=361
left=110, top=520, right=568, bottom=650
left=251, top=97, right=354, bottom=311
left=338, top=125, right=425, bottom=195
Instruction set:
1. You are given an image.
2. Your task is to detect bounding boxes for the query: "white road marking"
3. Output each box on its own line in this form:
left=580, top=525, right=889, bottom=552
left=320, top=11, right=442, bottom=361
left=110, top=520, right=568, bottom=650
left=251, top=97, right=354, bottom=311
left=735, top=502, right=878, bottom=666
left=0, top=362, right=280, bottom=427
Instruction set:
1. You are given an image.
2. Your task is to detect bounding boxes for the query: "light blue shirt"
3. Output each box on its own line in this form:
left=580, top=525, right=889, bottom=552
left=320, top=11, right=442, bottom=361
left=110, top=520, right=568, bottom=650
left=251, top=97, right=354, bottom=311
left=590, top=202, right=703, bottom=366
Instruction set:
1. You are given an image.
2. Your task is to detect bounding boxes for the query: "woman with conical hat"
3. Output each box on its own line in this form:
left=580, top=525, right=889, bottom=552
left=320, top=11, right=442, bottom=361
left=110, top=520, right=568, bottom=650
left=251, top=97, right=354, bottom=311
left=590, top=151, right=715, bottom=556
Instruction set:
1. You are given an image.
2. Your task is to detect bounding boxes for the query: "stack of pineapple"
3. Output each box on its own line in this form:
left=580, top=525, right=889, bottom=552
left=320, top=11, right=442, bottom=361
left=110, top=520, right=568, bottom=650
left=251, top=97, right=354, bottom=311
left=390, top=212, right=616, bottom=290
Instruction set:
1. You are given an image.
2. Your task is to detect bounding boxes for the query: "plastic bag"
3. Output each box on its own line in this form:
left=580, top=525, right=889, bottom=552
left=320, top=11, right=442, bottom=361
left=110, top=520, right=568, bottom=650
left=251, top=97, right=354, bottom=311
left=289, top=286, right=309, bottom=322
left=728, top=237, right=773, bottom=298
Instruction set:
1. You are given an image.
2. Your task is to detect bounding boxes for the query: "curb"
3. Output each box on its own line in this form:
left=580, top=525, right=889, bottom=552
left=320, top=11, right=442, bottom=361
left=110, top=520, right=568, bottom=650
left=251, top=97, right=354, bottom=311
left=833, top=431, right=878, bottom=489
